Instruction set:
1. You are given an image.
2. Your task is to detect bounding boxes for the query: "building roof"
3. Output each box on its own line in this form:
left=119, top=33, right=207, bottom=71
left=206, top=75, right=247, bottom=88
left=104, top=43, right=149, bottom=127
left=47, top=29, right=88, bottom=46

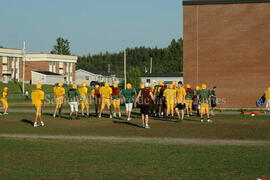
left=33, top=71, right=62, bottom=76
left=183, top=0, right=270, bottom=5
left=76, top=69, right=112, bottom=76
left=141, top=73, right=183, bottom=78
left=26, top=53, right=77, bottom=62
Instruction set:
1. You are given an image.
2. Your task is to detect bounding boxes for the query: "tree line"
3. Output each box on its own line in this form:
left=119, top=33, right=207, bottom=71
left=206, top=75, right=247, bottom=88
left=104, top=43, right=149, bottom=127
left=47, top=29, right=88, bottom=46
left=76, top=38, right=183, bottom=78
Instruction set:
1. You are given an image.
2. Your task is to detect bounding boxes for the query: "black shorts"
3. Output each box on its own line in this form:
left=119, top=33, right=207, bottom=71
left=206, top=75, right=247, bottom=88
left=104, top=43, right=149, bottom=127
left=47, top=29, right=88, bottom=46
left=211, top=102, right=217, bottom=108
left=176, top=103, right=185, bottom=110
left=140, top=106, right=150, bottom=115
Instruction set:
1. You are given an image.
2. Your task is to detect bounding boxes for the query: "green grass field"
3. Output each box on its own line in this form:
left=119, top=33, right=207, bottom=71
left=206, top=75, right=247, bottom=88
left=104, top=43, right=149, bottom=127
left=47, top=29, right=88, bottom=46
left=0, top=112, right=270, bottom=179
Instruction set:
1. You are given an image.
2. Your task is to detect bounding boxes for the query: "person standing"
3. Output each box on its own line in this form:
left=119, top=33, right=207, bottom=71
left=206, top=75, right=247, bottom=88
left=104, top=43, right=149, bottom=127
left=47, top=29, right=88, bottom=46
left=194, top=85, right=201, bottom=116
left=197, top=84, right=212, bottom=122
left=53, top=82, right=65, bottom=118
left=135, top=84, right=155, bottom=128
left=122, top=83, right=137, bottom=121
left=155, top=81, right=166, bottom=118
left=91, top=84, right=101, bottom=116
left=185, top=84, right=194, bottom=117
left=210, top=86, right=217, bottom=116
left=99, top=82, right=113, bottom=118
left=0, top=87, right=9, bottom=115
left=78, top=82, right=90, bottom=117
left=25, top=90, right=29, bottom=101
left=112, top=83, right=121, bottom=118
left=163, top=84, right=177, bottom=118
left=68, top=84, right=79, bottom=120
left=31, top=84, right=45, bottom=127
left=175, top=81, right=186, bottom=121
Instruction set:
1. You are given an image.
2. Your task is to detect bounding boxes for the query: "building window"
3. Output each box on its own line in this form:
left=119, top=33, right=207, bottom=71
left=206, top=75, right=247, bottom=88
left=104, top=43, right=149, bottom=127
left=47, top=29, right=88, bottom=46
left=85, top=76, right=89, bottom=80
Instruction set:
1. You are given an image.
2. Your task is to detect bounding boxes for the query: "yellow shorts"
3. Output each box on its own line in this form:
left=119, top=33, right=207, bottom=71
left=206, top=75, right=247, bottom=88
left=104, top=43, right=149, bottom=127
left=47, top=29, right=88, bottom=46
left=101, top=98, right=111, bottom=109
left=35, top=104, right=42, bottom=116
left=0, top=98, right=8, bottom=109
left=112, top=99, right=120, bottom=109
left=166, top=102, right=175, bottom=112
left=200, top=103, right=209, bottom=114
left=55, top=97, right=64, bottom=108
left=81, top=100, right=89, bottom=109
left=185, top=100, right=193, bottom=109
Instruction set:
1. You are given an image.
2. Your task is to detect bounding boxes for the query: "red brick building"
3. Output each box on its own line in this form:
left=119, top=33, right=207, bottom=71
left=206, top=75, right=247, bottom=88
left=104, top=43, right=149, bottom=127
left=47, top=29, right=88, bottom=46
left=183, top=0, right=270, bottom=108
left=0, top=48, right=77, bottom=84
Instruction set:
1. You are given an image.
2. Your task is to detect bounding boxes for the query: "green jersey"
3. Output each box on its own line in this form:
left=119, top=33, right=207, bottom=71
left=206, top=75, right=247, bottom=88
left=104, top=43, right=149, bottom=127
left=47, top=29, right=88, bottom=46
left=186, top=89, right=194, bottom=100
left=68, top=88, right=79, bottom=102
left=197, top=89, right=211, bottom=104
left=122, top=89, right=137, bottom=103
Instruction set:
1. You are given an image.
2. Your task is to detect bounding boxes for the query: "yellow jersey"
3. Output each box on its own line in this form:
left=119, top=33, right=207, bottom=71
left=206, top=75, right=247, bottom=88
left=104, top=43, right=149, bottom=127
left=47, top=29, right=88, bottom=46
left=163, top=89, right=176, bottom=102
left=78, top=87, right=88, bottom=98
left=54, top=87, right=65, bottom=97
left=265, top=90, right=270, bottom=101
left=1, top=91, right=8, bottom=99
left=31, top=89, right=45, bottom=105
left=100, top=86, right=112, bottom=99
left=176, top=87, right=186, bottom=103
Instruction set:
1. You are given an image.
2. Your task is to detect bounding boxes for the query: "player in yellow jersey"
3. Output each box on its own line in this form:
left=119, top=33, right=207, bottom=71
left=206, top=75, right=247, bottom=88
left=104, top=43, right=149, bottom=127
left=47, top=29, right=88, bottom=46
left=53, top=82, right=65, bottom=118
left=78, top=82, right=90, bottom=117
left=185, top=84, right=194, bottom=117
left=264, top=87, right=270, bottom=113
left=99, top=82, right=113, bottom=118
left=31, top=84, right=45, bottom=127
left=175, top=81, right=186, bottom=121
left=0, top=87, right=9, bottom=115
left=163, top=84, right=176, bottom=118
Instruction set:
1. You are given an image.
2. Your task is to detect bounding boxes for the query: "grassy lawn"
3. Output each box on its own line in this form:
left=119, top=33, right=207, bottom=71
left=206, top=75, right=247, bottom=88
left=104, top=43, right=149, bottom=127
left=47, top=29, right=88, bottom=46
left=0, top=113, right=270, bottom=140
left=0, top=138, right=269, bottom=180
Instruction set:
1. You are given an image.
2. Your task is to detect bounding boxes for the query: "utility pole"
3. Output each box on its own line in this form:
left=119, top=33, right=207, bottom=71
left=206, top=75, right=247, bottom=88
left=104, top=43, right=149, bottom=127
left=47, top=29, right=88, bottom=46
left=150, top=57, right=153, bottom=74
left=108, top=64, right=111, bottom=73
left=124, top=50, right=127, bottom=88
left=22, top=41, right=26, bottom=94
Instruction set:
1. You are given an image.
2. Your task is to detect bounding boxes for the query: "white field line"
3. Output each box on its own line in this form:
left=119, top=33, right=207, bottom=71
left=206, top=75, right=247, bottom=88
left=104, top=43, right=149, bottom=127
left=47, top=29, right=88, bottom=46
left=0, top=134, right=269, bottom=146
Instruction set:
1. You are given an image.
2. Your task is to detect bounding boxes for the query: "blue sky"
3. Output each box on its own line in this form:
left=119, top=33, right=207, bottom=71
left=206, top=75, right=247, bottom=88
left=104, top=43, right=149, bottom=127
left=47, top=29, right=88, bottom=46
left=0, top=0, right=183, bottom=55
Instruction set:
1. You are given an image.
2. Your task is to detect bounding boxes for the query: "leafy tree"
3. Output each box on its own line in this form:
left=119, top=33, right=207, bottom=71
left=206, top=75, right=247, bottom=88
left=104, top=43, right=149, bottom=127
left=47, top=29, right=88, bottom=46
left=0, top=45, right=3, bottom=48
left=126, top=67, right=141, bottom=88
left=51, top=37, right=71, bottom=55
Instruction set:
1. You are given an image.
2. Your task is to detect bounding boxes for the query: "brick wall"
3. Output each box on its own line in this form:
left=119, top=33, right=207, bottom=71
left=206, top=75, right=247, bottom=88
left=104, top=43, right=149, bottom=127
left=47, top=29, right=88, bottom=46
left=184, top=3, right=270, bottom=108
left=25, top=61, right=49, bottom=82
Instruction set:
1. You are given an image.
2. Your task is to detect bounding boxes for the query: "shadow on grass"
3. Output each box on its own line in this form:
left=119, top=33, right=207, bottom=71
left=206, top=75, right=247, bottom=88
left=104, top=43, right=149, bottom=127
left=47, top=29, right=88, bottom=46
left=113, top=120, right=142, bottom=128
left=153, top=117, right=180, bottom=123
left=21, top=119, right=34, bottom=126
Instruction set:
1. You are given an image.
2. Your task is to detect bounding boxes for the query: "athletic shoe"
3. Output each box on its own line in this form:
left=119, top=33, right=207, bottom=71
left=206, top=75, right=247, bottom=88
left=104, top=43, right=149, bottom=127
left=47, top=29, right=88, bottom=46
left=69, top=116, right=73, bottom=120
left=3, top=112, right=8, bottom=115
left=110, top=115, right=113, bottom=119
left=127, top=117, right=131, bottom=121
left=118, top=112, right=121, bottom=118
left=145, top=124, right=150, bottom=129
left=41, top=121, right=45, bottom=127
left=34, top=122, right=38, bottom=127
left=98, top=114, right=101, bottom=118
left=186, top=114, right=189, bottom=117
left=0, top=113, right=2, bottom=116
left=200, top=119, right=204, bottom=122
left=113, top=113, right=116, bottom=118
left=142, top=124, right=145, bottom=128
left=207, top=119, right=213, bottom=123
left=53, top=114, right=56, bottom=118
left=190, top=113, right=193, bottom=116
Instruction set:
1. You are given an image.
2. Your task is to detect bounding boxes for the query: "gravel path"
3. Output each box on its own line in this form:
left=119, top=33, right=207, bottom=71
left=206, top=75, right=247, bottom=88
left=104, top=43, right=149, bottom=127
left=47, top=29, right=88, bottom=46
left=0, top=134, right=269, bottom=146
